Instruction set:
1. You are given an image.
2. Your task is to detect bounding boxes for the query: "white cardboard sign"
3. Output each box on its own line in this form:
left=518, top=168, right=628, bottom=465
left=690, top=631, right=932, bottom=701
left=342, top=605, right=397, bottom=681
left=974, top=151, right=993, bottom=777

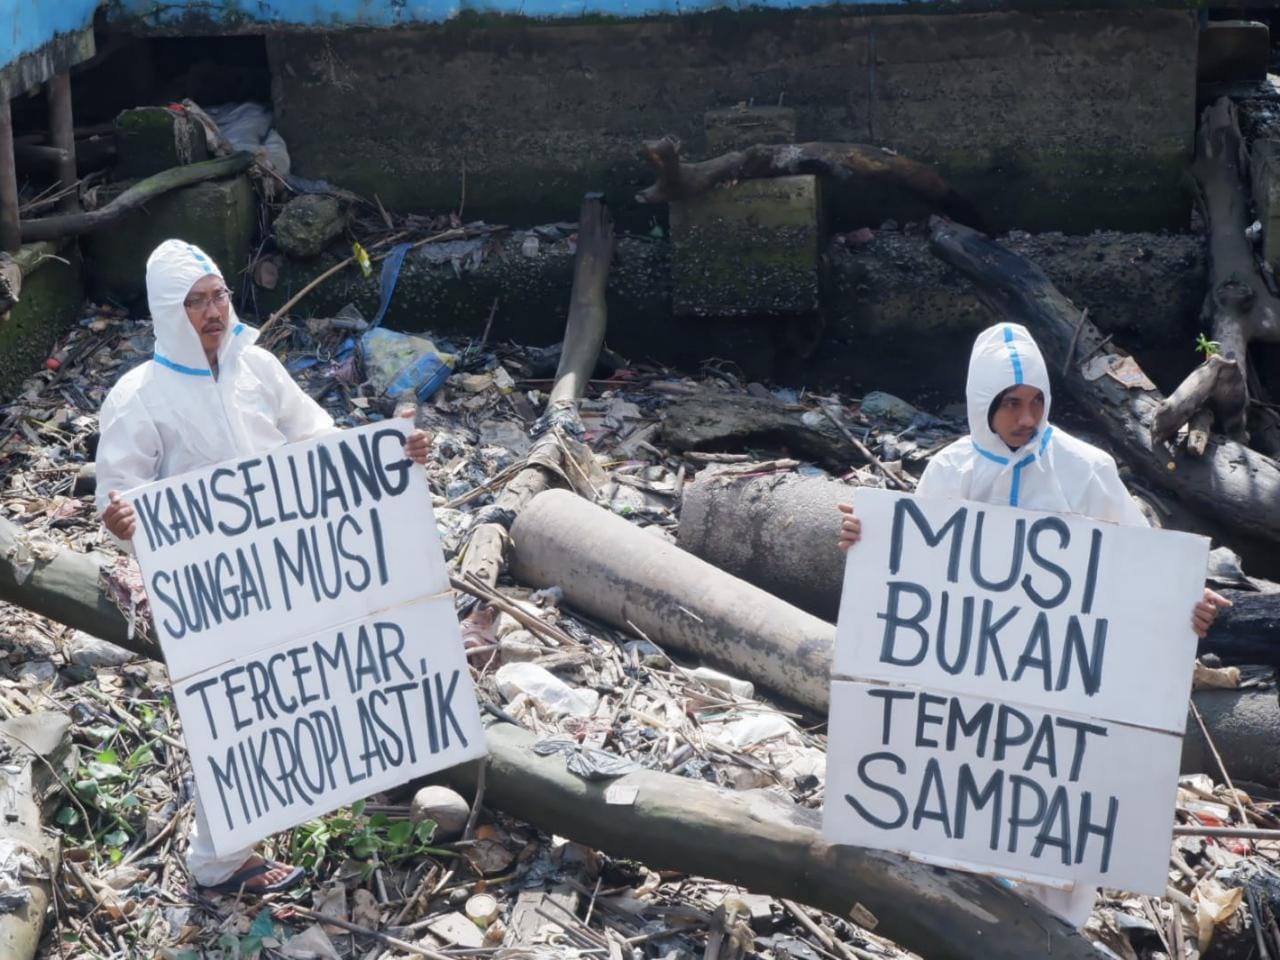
left=177, top=595, right=484, bottom=844
left=127, top=420, right=449, bottom=681
left=824, top=489, right=1209, bottom=894
left=128, top=420, right=482, bottom=855
left=825, top=679, right=1182, bottom=893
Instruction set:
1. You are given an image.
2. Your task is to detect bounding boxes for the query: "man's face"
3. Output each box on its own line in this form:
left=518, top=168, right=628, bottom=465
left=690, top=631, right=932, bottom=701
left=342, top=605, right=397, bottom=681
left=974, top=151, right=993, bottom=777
left=990, top=384, right=1045, bottom=449
left=184, top=274, right=231, bottom=358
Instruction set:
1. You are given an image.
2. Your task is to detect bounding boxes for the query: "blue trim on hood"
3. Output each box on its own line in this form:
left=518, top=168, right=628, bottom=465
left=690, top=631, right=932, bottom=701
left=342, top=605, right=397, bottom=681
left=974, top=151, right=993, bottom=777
left=972, top=443, right=1010, bottom=466
left=153, top=354, right=212, bottom=376
left=974, top=426, right=1056, bottom=507
left=153, top=324, right=244, bottom=376
left=1003, top=325, right=1024, bottom=385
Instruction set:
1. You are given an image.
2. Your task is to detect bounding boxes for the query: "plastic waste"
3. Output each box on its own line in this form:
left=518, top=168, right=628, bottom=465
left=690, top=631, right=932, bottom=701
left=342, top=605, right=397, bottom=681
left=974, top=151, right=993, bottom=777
left=361, top=327, right=454, bottom=402
left=495, top=662, right=599, bottom=718
left=532, top=736, right=642, bottom=780
left=682, top=666, right=754, bottom=699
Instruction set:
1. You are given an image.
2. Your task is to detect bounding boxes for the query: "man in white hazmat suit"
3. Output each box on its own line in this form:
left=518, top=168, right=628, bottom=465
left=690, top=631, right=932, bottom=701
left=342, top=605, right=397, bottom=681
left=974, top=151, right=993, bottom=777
left=94, top=239, right=432, bottom=894
left=837, top=321, right=1230, bottom=925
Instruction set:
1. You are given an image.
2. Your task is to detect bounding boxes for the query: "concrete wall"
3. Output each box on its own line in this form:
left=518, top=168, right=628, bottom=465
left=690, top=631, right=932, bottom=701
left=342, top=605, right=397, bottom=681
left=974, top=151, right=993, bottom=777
left=265, top=8, right=1197, bottom=233
left=0, top=0, right=98, bottom=97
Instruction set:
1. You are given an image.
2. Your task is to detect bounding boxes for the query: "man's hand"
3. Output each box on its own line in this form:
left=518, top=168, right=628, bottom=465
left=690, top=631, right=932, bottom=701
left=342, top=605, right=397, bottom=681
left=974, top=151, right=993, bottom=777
left=837, top=503, right=861, bottom=552
left=102, top=490, right=137, bottom=541
left=399, top=410, right=432, bottom=466
left=1192, top=587, right=1232, bottom=639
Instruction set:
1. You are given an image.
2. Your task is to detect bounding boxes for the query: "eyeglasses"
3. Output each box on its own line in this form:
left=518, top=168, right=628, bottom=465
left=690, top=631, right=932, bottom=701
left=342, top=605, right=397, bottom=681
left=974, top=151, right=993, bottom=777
left=183, top=288, right=231, bottom=311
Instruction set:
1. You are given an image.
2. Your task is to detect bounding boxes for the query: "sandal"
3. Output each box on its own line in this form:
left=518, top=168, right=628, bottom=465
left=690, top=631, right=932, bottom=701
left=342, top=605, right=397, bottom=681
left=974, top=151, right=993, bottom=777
left=199, top=859, right=307, bottom=896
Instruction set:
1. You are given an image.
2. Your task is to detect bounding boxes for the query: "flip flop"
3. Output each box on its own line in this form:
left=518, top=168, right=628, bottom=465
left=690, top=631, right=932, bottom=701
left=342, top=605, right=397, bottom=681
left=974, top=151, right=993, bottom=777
left=199, top=859, right=307, bottom=896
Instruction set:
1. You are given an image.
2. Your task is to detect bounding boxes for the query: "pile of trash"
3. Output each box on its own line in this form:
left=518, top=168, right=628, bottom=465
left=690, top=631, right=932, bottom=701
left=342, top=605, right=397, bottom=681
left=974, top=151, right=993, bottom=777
left=0, top=292, right=1276, bottom=959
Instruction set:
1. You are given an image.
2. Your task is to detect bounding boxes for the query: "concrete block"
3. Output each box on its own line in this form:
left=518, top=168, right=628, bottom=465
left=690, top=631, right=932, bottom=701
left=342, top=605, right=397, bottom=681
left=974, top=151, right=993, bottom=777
left=113, top=106, right=208, bottom=180
left=704, top=106, right=796, bottom=154
left=1199, top=21, right=1269, bottom=86
left=1252, top=139, right=1280, bottom=274
left=670, top=174, right=821, bottom=319
left=0, top=242, right=83, bottom=400
left=85, top=174, right=257, bottom=303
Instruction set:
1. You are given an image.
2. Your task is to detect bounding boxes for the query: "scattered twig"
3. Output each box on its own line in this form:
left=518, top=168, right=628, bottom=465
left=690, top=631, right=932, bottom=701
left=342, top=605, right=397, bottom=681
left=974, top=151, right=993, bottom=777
left=1062, top=306, right=1089, bottom=376
left=819, top=405, right=911, bottom=491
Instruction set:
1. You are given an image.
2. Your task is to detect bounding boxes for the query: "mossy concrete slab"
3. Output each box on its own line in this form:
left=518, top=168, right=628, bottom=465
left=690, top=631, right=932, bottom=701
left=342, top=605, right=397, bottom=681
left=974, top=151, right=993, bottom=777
left=85, top=174, right=257, bottom=304
left=670, top=175, right=821, bottom=318
left=0, top=242, right=84, bottom=400
left=113, top=106, right=209, bottom=180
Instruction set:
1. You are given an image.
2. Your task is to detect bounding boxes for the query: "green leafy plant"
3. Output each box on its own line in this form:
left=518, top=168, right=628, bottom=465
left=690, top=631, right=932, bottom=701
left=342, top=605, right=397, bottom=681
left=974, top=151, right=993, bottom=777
left=289, top=800, right=450, bottom=877
left=217, top=908, right=279, bottom=959
left=1196, top=333, right=1222, bottom=358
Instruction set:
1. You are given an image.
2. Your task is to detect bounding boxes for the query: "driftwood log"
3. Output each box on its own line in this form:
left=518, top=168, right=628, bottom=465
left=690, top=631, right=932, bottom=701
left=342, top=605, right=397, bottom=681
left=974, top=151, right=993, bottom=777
left=0, top=713, right=76, bottom=960
left=444, top=720, right=1104, bottom=960
left=928, top=216, right=1280, bottom=546
left=1153, top=98, right=1280, bottom=456
left=0, top=516, right=156, bottom=659
left=660, top=390, right=867, bottom=475
left=635, top=135, right=983, bottom=228
left=19, top=152, right=251, bottom=243
left=459, top=193, right=613, bottom=587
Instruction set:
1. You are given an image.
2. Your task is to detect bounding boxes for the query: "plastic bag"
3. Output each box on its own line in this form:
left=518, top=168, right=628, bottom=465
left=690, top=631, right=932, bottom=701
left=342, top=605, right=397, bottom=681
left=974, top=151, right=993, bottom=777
left=360, top=327, right=454, bottom=402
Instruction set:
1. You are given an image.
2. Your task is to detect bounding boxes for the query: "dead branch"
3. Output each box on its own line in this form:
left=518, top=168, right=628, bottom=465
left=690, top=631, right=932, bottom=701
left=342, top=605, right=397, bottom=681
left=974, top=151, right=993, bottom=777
left=19, top=152, right=252, bottom=243
left=460, top=194, right=613, bottom=587
left=1153, top=98, right=1280, bottom=453
left=636, top=135, right=983, bottom=228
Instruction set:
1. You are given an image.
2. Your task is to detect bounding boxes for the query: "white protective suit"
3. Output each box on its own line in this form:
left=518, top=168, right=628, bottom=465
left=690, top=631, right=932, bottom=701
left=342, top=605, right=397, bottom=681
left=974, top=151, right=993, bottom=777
left=916, top=322, right=1146, bottom=926
left=95, top=239, right=335, bottom=885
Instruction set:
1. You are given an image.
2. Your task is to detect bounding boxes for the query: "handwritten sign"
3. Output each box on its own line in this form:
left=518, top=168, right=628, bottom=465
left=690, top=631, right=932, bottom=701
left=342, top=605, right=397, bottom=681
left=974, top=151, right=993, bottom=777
left=823, top=489, right=1208, bottom=894
left=129, top=421, right=484, bottom=855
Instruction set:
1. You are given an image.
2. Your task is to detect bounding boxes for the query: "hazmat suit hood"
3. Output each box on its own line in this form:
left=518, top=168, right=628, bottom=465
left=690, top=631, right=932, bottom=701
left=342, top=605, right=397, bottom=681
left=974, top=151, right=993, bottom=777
left=146, top=239, right=255, bottom=372
left=965, top=322, right=1052, bottom=458
left=916, top=322, right=1146, bottom=525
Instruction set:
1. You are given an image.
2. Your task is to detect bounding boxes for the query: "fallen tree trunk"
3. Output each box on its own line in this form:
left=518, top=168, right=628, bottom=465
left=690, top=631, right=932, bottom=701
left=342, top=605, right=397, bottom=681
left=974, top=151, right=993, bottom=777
left=636, top=135, right=984, bottom=229
left=660, top=390, right=869, bottom=474
left=1152, top=98, right=1280, bottom=455
left=928, top=216, right=1280, bottom=545
left=459, top=194, right=613, bottom=587
left=1182, top=688, right=1280, bottom=790
left=445, top=720, right=1104, bottom=960
left=510, top=488, right=835, bottom=712
left=19, top=152, right=252, bottom=243
left=0, top=713, right=76, bottom=960
left=0, top=516, right=157, bottom=659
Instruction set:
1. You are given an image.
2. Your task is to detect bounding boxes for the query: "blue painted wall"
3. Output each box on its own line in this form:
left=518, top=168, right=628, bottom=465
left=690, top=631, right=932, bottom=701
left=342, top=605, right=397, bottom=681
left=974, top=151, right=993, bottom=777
left=105, top=0, right=893, bottom=28
left=0, top=1, right=100, bottom=68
